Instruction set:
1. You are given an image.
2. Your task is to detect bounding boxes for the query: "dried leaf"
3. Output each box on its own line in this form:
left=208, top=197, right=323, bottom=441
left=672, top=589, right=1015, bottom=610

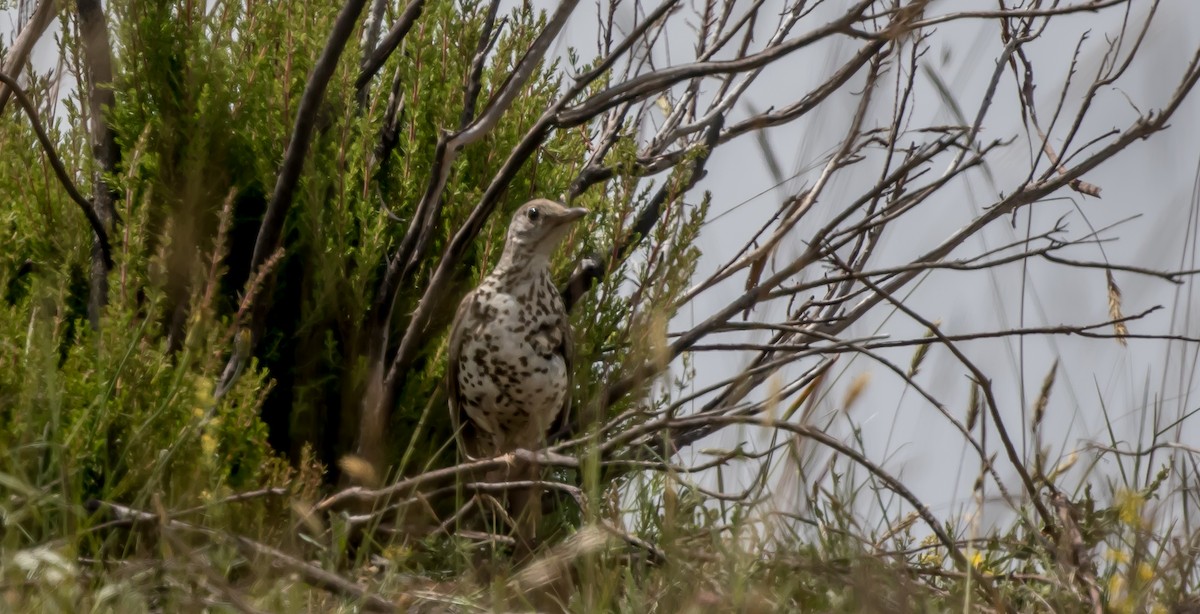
left=510, top=526, right=613, bottom=592
left=291, top=500, right=325, bottom=536
left=783, top=360, right=834, bottom=421
left=338, top=454, right=379, bottom=488
left=1107, top=271, right=1128, bottom=346
left=1032, top=359, right=1059, bottom=429
left=842, top=372, right=871, bottom=410
left=648, top=309, right=671, bottom=370
left=655, top=94, right=672, bottom=116
left=742, top=250, right=767, bottom=320
left=966, top=378, right=981, bottom=431
left=907, top=320, right=941, bottom=378
left=881, top=0, right=932, bottom=42
left=1047, top=452, right=1078, bottom=483
left=877, top=511, right=919, bottom=546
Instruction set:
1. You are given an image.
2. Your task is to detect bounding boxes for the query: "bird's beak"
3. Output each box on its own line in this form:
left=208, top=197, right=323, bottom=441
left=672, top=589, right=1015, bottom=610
left=553, top=207, right=588, bottom=225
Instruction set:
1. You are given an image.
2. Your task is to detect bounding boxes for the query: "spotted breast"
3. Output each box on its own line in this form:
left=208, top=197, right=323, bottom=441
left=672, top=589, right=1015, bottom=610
left=453, top=269, right=570, bottom=454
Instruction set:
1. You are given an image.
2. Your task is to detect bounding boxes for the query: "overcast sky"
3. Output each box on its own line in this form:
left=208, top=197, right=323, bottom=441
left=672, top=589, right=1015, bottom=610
left=530, top=0, right=1200, bottom=526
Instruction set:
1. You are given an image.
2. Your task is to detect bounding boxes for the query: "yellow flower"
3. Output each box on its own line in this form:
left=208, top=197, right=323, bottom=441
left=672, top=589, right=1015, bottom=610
left=1115, top=489, right=1144, bottom=526
left=1106, top=548, right=1130, bottom=564
left=381, top=544, right=410, bottom=563
left=917, top=535, right=942, bottom=567
left=1137, top=561, right=1154, bottom=583
left=1108, top=573, right=1124, bottom=595
left=201, top=431, right=219, bottom=457
left=194, top=377, right=215, bottom=408
left=1107, top=574, right=1130, bottom=614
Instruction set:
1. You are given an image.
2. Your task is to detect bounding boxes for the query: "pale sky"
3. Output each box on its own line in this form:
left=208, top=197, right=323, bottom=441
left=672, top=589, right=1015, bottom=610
left=534, top=0, right=1200, bottom=527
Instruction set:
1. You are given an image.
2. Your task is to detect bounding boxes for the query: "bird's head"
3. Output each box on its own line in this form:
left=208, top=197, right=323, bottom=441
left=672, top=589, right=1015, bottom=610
left=504, top=198, right=588, bottom=262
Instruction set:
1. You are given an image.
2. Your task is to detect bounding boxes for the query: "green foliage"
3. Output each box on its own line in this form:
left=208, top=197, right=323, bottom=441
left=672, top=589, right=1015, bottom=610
left=1, top=0, right=660, bottom=587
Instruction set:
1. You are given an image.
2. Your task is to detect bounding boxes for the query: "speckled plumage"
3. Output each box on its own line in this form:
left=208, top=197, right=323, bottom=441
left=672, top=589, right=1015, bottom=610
left=446, top=199, right=586, bottom=550
left=451, top=259, right=571, bottom=454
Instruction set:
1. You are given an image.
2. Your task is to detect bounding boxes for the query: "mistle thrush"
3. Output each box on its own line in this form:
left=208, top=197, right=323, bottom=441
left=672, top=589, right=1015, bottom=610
left=447, top=198, right=586, bottom=548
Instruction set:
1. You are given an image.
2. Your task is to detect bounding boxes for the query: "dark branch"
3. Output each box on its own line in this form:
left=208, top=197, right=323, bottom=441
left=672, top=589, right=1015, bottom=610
left=76, top=0, right=121, bottom=328
left=355, top=0, right=427, bottom=92
left=0, top=72, right=112, bottom=269
left=562, top=115, right=724, bottom=311
left=555, top=0, right=875, bottom=127
left=246, top=0, right=369, bottom=318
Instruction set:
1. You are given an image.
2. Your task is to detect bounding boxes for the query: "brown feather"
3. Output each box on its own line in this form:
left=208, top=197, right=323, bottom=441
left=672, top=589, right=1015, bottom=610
left=447, top=287, right=490, bottom=459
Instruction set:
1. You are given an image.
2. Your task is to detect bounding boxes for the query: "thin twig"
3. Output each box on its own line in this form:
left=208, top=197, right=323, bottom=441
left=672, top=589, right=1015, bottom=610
left=0, top=72, right=112, bottom=268
left=87, top=499, right=399, bottom=612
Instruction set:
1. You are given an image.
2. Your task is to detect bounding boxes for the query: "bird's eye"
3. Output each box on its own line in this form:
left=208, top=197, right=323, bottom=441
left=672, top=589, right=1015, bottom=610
left=526, top=207, right=540, bottom=222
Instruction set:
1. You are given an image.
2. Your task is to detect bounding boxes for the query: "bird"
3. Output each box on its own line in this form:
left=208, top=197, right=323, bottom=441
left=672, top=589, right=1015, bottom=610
left=446, top=198, right=587, bottom=554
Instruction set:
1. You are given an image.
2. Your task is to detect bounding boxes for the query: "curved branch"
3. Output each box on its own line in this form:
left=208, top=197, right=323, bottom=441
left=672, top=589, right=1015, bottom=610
left=0, top=72, right=112, bottom=268
left=0, top=0, right=57, bottom=113
left=907, top=0, right=1128, bottom=30
left=555, top=0, right=875, bottom=127
left=584, top=39, right=885, bottom=187
left=87, top=499, right=399, bottom=613
left=315, top=448, right=580, bottom=512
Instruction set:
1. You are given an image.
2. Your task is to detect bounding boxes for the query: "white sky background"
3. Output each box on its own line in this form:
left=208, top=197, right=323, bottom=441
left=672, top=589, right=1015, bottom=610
left=7, top=1, right=1200, bottom=532
left=530, top=0, right=1200, bottom=529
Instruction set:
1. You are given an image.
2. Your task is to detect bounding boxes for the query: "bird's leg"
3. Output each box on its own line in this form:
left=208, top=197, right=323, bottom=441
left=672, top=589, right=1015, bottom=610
left=478, top=466, right=516, bottom=532
left=508, top=448, right=542, bottom=562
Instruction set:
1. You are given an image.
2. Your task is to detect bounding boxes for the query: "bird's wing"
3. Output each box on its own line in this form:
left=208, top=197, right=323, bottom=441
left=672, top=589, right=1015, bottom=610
left=548, top=306, right=575, bottom=443
left=447, top=288, right=485, bottom=459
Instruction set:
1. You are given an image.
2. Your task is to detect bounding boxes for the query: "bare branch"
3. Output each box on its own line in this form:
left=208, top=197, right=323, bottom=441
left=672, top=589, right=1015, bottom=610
left=76, top=0, right=120, bottom=329
left=0, top=0, right=56, bottom=113
left=87, top=499, right=399, bottom=612
left=355, top=0, right=427, bottom=93
left=247, top=0, right=370, bottom=299
left=0, top=71, right=112, bottom=268
left=556, top=0, right=876, bottom=127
